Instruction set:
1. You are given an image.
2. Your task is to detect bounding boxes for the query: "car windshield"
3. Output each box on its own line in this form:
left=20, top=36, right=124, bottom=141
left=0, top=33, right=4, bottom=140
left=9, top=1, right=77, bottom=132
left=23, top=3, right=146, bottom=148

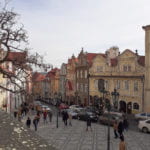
left=141, top=113, right=146, bottom=116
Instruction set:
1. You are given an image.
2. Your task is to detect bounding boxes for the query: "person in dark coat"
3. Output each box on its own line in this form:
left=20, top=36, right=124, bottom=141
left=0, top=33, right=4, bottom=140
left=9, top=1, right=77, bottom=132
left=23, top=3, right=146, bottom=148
left=63, top=111, right=68, bottom=126
left=26, top=117, right=31, bottom=128
left=86, top=116, right=92, bottom=131
left=118, top=120, right=124, bottom=137
left=123, top=117, right=129, bottom=131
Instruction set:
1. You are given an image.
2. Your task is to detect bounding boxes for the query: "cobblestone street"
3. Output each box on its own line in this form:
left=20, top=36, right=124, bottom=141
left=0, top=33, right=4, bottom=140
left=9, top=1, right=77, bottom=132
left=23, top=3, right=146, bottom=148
left=22, top=111, right=150, bottom=150
left=0, top=110, right=55, bottom=150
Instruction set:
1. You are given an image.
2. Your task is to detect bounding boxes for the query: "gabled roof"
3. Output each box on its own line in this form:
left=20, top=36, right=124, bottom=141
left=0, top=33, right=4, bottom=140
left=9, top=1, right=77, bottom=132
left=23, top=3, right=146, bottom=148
left=120, top=49, right=136, bottom=56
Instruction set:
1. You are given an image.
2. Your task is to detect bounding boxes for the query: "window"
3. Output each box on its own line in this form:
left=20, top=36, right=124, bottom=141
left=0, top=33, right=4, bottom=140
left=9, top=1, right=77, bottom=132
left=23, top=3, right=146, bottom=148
left=85, top=70, right=87, bottom=78
left=80, top=70, right=82, bottom=78
left=128, top=66, right=131, bottom=71
left=77, top=83, right=79, bottom=90
left=80, top=84, right=83, bottom=92
left=94, top=80, right=98, bottom=90
left=134, top=81, right=138, bottom=91
left=133, top=103, right=139, bottom=110
left=96, top=66, right=103, bottom=72
left=123, top=66, right=127, bottom=72
left=124, top=80, right=129, bottom=90
left=116, top=80, right=120, bottom=89
left=85, top=84, right=88, bottom=92
left=105, top=80, right=109, bottom=90
left=77, top=71, right=79, bottom=78
left=123, top=65, right=131, bottom=72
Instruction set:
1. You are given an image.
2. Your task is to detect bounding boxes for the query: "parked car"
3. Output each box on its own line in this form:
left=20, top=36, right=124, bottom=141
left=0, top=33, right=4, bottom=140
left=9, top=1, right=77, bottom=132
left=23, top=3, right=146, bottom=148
left=135, top=112, right=150, bottom=121
left=85, top=106, right=103, bottom=116
left=99, top=113, right=122, bottom=126
left=69, top=105, right=83, bottom=111
left=66, top=109, right=79, bottom=119
left=104, top=110, right=123, bottom=117
left=138, top=119, right=150, bottom=133
left=59, top=103, right=69, bottom=110
left=77, top=111, right=98, bottom=122
left=41, top=105, right=51, bottom=112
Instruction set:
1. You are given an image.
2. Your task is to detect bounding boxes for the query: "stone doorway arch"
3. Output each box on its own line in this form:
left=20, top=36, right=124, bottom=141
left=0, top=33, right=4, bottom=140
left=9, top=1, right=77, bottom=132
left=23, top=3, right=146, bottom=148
left=119, top=100, right=126, bottom=113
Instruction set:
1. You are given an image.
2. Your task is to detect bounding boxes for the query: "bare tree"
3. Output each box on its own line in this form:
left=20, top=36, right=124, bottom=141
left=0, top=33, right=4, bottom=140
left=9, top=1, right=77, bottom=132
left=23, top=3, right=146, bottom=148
left=0, top=2, right=52, bottom=97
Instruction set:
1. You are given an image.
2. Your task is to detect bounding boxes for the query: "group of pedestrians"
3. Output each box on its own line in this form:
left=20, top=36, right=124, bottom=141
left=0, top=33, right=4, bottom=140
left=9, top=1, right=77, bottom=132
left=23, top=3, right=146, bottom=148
left=62, top=110, right=72, bottom=126
left=113, top=117, right=129, bottom=150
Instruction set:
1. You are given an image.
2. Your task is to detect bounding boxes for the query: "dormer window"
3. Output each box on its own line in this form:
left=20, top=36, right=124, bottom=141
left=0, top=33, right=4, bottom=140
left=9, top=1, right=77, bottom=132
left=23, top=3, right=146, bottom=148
left=123, top=65, right=131, bottom=72
left=96, top=66, right=103, bottom=72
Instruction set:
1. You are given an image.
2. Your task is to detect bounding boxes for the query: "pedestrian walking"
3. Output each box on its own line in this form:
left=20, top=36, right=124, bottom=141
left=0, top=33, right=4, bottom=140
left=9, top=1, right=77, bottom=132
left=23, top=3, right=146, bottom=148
left=33, top=116, right=38, bottom=131
left=118, top=120, right=124, bottom=137
left=14, top=110, right=18, bottom=118
left=62, top=110, right=68, bottom=126
left=17, top=110, right=22, bottom=122
left=26, top=117, right=31, bottom=128
left=113, top=120, right=118, bottom=138
left=86, top=116, right=92, bottom=131
left=68, top=113, right=72, bottom=126
left=123, top=117, right=129, bottom=131
left=43, top=111, right=48, bottom=124
left=36, top=112, right=40, bottom=124
left=48, top=110, right=53, bottom=122
left=119, top=135, right=126, bottom=150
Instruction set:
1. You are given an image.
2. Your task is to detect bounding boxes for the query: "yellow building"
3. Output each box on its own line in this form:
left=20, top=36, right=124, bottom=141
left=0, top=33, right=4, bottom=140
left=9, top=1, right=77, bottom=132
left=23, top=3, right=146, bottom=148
left=89, top=47, right=145, bottom=114
left=32, top=72, right=46, bottom=100
left=0, top=72, right=7, bottom=110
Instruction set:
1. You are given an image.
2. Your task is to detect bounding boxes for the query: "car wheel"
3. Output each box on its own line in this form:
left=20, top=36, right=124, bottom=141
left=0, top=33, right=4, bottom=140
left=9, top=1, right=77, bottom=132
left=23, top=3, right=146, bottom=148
left=142, top=127, right=148, bottom=133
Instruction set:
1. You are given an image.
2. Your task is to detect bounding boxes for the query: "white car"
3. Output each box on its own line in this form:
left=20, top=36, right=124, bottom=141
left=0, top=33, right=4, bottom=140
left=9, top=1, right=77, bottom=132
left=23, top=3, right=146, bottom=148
left=138, top=119, right=150, bottom=133
left=67, top=109, right=78, bottom=119
left=135, top=112, right=150, bottom=121
left=69, top=105, right=83, bottom=111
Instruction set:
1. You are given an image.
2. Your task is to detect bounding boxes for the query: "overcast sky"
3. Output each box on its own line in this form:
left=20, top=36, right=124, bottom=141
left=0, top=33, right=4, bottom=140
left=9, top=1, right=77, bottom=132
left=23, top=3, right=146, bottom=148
left=7, top=0, right=150, bottom=68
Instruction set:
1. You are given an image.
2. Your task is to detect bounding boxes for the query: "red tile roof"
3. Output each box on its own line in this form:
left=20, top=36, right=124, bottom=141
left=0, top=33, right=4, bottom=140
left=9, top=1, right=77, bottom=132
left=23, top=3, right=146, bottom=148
left=86, top=53, right=105, bottom=66
left=6, top=51, right=26, bottom=63
left=138, top=56, right=145, bottom=66
left=110, top=58, right=118, bottom=66
left=32, top=72, right=45, bottom=82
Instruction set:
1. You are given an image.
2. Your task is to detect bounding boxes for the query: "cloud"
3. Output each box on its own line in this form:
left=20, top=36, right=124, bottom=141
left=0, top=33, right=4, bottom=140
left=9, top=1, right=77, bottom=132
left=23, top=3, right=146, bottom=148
left=8, top=0, right=149, bottom=67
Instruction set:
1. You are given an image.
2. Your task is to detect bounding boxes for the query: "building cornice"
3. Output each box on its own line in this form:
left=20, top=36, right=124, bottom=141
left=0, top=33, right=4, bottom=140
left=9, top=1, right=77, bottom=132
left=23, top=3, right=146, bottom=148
left=142, top=25, right=150, bottom=31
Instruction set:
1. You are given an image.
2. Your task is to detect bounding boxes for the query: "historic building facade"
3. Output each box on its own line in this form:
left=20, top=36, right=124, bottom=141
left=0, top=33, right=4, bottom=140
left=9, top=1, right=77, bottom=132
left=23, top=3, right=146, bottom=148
left=76, top=48, right=98, bottom=106
left=65, top=55, right=78, bottom=105
left=59, top=63, right=67, bottom=102
left=89, top=47, right=145, bottom=114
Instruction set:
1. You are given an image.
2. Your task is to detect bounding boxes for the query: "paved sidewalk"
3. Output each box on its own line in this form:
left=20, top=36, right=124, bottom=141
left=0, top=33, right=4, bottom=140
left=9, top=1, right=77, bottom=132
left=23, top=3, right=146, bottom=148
left=0, top=109, right=56, bottom=150
left=22, top=111, right=150, bottom=150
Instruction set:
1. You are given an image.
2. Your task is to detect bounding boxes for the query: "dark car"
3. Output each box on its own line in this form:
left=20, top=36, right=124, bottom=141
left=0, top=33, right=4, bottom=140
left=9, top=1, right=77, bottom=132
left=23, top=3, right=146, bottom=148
left=85, top=106, right=103, bottom=116
left=99, top=113, right=122, bottom=126
left=77, top=111, right=98, bottom=122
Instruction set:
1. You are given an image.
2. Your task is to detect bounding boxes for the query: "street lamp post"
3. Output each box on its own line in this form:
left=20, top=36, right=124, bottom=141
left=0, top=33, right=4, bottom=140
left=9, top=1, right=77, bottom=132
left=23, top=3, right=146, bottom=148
left=111, top=89, right=119, bottom=110
left=100, top=87, right=111, bottom=150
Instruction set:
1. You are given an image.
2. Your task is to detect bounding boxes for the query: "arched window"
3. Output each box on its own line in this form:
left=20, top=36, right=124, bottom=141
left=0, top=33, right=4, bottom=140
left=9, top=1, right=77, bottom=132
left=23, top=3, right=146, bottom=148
left=133, top=103, right=139, bottom=110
